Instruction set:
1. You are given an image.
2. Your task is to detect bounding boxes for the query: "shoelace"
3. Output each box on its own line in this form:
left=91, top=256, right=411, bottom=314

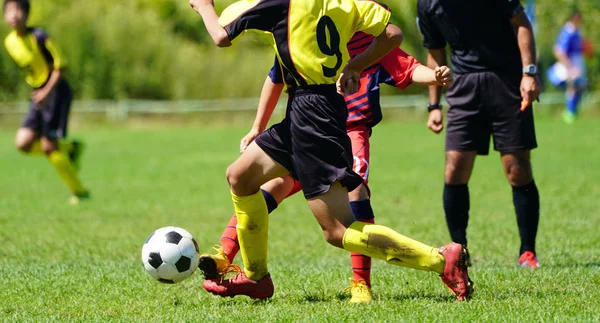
left=343, top=279, right=369, bottom=294
left=218, top=264, right=243, bottom=283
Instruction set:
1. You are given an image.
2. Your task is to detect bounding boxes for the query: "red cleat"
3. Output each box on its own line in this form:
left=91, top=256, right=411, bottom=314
left=519, top=251, right=540, bottom=269
left=439, top=243, right=474, bottom=302
left=202, top=272, right=274, bottom=300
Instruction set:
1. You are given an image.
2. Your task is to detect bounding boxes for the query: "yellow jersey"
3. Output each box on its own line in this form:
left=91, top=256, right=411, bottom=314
left=4, top=28, right=67, bottom=88
left=218, top=0, right=391, bottom=87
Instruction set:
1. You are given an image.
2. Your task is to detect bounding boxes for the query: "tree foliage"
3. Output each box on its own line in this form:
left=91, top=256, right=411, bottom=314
left=0, top=0, right=598, bottom=101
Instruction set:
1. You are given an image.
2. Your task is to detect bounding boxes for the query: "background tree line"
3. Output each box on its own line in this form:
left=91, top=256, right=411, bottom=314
left=0, top=0, right=598, bottom=101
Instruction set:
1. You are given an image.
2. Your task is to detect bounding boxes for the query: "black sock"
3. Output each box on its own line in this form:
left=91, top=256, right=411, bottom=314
left=261, top=189, right=278, bottom=214
left=443, top=184, right=470, bottom=246
left=512, top=181, right=540, bottom=255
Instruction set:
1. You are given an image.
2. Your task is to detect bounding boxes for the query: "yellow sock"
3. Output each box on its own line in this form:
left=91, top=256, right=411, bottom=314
left=58, top=139, right=74, bottom=154
left=48, top=151, right=86, bottom=195
left=343, top=222, right=445, bottom=274
left=232, top=190, right=269, bottom=281
left=26, top=140, right=44, bottom=156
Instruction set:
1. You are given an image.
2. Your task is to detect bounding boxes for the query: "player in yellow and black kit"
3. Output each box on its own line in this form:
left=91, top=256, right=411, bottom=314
left=3, top=0, right=89, bottom=204
left=189, top=0, right=473, bottom=301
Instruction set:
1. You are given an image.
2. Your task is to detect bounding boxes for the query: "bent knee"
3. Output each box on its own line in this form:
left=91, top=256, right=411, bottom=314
left=15, top=141, right=32, bottom=153
left=322, top=228, right=345, bottom=248
left=226, top=164, right=256, bottom=195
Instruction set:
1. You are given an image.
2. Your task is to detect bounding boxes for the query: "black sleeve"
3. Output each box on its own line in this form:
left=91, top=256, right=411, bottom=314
left=220, top=0, right=288, bottom=41
left=416, top=0, right=446, bottom=49
left=494, top=0, right=524, bottom=20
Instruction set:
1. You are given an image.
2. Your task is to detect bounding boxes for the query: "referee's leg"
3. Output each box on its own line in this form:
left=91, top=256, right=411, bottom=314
left=444, top=150, right=477, bottom=246
left=501, top=150, right=540, bottom=267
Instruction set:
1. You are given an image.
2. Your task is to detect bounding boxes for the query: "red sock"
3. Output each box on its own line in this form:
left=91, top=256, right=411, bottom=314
left=351, top=218, right=375, bottom=287
left=220, top=214, right=239, bottom=263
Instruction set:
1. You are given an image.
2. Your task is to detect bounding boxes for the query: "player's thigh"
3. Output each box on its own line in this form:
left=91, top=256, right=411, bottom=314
left=307, top=181, right=355, bottom=248
left=226, top=141, right=289, bottom=196
left=260, top=175, right=297, bottom=204
left=445, top=150, right=477, bottom=185
left=15, top=127, right=38, bottom=151
left=500, top=150, right=533, bottom=186
left=348, top=184, right=369, bottom=202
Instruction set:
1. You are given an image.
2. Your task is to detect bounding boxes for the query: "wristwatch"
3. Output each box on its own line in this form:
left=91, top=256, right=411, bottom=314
left=427, top=103, right=442, bottom=112
left=522, top=64, right=538, bottom=76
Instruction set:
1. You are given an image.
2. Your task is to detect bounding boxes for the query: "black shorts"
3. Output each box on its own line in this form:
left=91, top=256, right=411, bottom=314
left=255, top=84, right=363, bottom=199
left=22, top=79, right=73, bottom=139
left=445, top=71, right=537, bottom=155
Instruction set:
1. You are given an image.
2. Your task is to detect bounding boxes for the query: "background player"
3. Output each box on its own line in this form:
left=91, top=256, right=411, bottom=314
left=549, top=9, right=590, bottom=124
left=199, top=43, right=453, bottom=304
left=3, top=0, right=88, bottom=204
left=191, top=0, right=472, bottom=302
left=419, top=0, right=541, bottom=268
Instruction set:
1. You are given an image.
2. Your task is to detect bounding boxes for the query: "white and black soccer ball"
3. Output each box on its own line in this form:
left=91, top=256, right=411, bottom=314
left=141, top=226, right=200, bottom=284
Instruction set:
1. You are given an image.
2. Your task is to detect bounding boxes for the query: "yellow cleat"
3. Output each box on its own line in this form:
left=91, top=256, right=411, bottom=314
left=198, top=245, right=232, bottom=280
left=345, top=279, right=373, bottom=304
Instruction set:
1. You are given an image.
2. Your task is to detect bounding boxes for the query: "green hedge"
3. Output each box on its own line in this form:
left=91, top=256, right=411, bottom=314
left=0, top=0, right=598, bottom=101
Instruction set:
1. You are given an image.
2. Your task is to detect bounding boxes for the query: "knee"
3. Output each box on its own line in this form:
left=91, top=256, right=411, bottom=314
left=321, top=227, right=345, bottom=248
left=40, top=139, right=57, bottom=155
left=445, top=162, right=469, bottom=184
left=504, top=157, right=533, bottom=186
left=15, top=140, right=32, bottom=153
left=226, top=164, right=254, bottom=196
left=506, top=163, right=533, bottom=186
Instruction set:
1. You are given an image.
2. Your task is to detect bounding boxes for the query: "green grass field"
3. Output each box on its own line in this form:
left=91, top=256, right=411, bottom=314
left=0, top=117, right=599, bottom=322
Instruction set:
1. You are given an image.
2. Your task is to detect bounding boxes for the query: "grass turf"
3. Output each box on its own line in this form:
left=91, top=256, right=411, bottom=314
left=0, top=116, right=599, bottom=322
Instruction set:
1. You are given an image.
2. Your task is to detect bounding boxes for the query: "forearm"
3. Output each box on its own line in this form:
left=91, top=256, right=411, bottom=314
left=411, top=65, right=438, bottom=86
left=43, top=69, right=63, bottom=92
left=252, top=77, right=284, bottom=131
left=512, top=12, right=537, bottom=67
left=346, top=24, right=403, bottom=72
left=427, top=49, right=446, bottom=104
left=192, top=4, right=231, bottom=47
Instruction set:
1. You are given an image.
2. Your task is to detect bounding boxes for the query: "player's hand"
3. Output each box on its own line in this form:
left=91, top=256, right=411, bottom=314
left=189, top=0, right=214, bottom=10
left=427, top=108, right=444, bottom=134
left=336, top=66, right=360, bottom=95
left=239, top=128, right=261, bottom=153
left=434, top=66, right=453, bottom=86
left=31, top=88, right=50, bottom=106
left=520, top=75, right=540, bottom=109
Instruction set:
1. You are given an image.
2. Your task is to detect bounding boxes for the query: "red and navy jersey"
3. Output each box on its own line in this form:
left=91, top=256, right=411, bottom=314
left=269, top=32, right=421, bottom=129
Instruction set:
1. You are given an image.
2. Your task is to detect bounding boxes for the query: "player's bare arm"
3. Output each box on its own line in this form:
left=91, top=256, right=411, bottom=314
left=189, top=0, right=231, bottom=47
left=32, top=68, right=64, bottom=106
left=240, top=77, right=284, bottom=153
left=338, top=24, right=403, bottom=94
left=510, top=10, right=540, bottom=107
left=411, top=65, right=452, bottom=86
left=426, top=47, right=447, bottom=134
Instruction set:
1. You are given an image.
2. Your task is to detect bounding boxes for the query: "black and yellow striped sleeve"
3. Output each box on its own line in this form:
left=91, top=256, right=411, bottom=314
left=218, top=0, right=288, bottom=42
left=354, top=0, right=392, bottom=37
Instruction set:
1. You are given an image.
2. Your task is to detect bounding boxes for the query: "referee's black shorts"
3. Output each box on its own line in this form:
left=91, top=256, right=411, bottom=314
left=445, top=71, right=537, bottom=155
left=255, top=84, right=363, bottom=199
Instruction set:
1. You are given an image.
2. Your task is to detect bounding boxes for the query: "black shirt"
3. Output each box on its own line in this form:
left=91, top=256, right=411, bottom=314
left=417, top=0, right=524, bottom=74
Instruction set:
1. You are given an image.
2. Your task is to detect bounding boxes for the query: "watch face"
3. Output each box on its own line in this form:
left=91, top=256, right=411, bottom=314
left=525, top=65, right=537, bottom=75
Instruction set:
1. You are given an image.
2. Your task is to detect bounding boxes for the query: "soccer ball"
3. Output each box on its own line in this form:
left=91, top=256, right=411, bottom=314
left=141, top=226, right=200, bottom=284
